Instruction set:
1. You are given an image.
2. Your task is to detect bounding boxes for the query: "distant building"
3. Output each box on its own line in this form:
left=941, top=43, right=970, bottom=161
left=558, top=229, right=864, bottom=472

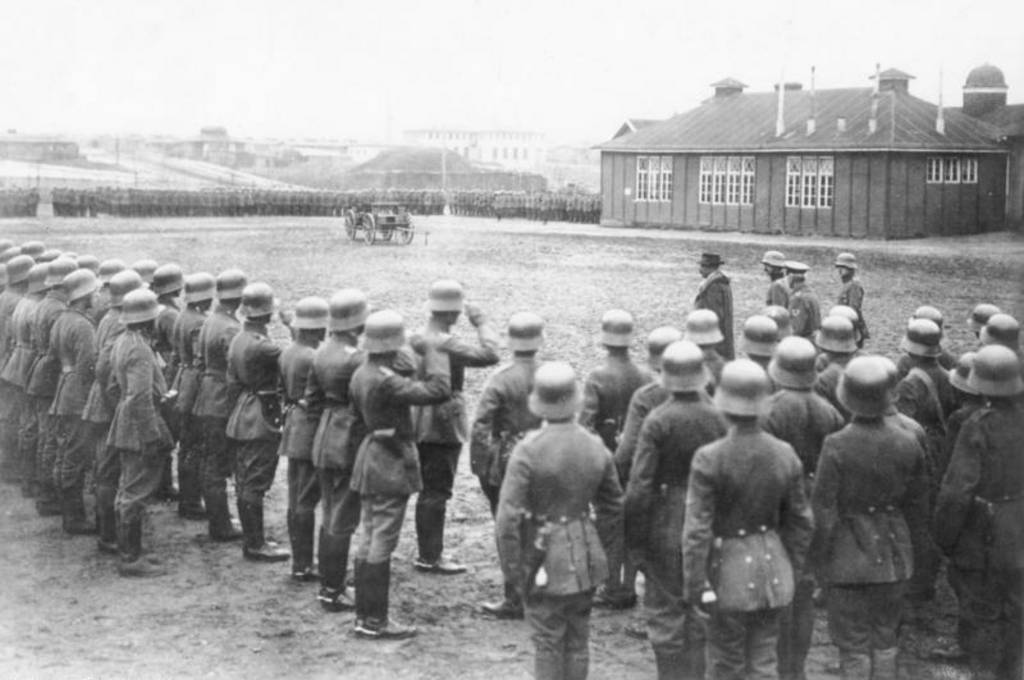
left=0, top=134, right=79, bottom=162
left=402, top=128, right=545, bottom=172
left=597, top=67, right=1016, bottom=238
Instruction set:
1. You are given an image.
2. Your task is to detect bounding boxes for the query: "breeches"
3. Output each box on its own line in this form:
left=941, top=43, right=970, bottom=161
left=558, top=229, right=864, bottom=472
left=355, top=494, right=408, bottom=565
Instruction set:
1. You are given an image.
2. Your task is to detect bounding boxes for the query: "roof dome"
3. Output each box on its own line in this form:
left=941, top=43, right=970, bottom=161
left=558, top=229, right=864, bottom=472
left=965, top=63, right=1007, bottom=89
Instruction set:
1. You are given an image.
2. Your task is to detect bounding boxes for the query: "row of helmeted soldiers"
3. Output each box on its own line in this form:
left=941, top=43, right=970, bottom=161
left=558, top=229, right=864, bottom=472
left=0, top=237, right=1021, bottom=680
left=0, top=188, right=40, bottom=218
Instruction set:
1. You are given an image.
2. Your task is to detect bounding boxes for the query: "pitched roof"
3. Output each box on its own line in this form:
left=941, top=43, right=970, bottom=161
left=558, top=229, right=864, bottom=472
left=974, top=104, right=1024, bottom=137
left=612, top=118, right=665, bottom=139
left=598, top=88, right=1005, bottom=153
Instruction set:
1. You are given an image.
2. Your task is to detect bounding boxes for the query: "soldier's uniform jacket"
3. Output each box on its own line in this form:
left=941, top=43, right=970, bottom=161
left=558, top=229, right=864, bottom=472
left=766, top=279, right=790, bottom=308
left=26, top=290, right=67, bottom=398
left=469, top=355, right=542, bottom=486
left=349, top=349, right=451, bottom=498
left=788, top=281, right=821, bottom=339
left=192, top=306, right=241, bottom=420
left=170, top=306, right=206, bottom=416
left=0, top=288, right=24, bottom=373
left=894, top=362, right=955, bottom=448
left=762, top=388, right=845, bottom=482
left=48, top=307, right=97, bottom=418
left=937, top=399, right=985, bottom=486
left=695, top=269, right=735, bottom=359
left=0, top=294, right=41, bottom=388
left=614, top=381, right=667, bottom=481
left=105, top=329, right=173, bottom=452
left=81, top=311, right=124, bottom=424
left=410, top=320, right=499, bottom=445
left=935, top=400, right=1024, bottom=571
left=305, top=338, right=364, bottom=471
left=580, top=354, right=652, bottom=451
left=895, top=350, right=956, bottom=379
left=154, top=300, right=180, bottom=385
left=683, top=429, right=813, bottom=611
left=625, top=394, right=727, bottom=556
left=224, top=322, right=282, bottom=442
left=277, top=340, right=317, bottom=459
left=837, top=279, right=869, bottom=340
left=496, top=422, right=624, bottom=596
left=813, top=356, right=854, bottom=420
left=810, top=417, right=929, bottom=585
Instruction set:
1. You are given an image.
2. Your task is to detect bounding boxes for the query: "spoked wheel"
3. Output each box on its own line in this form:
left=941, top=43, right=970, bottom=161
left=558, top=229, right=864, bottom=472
left=344, top=209, right=358, bottom=240
left=363, top=214, right=376, bottom=245
left=380, top=227, right=394, bottom=242
left=397, top=224, right=415, bottom=245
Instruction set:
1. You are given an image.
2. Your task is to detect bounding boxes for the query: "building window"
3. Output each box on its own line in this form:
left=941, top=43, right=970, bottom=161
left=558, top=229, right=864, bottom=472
left=635, top=156, right=672, bottom=201
left=927, top=157, right=943, bottom=183
left=944, top=157, right=961, bottom=183
left=962, top=157, right=977, bottom=183
left=699, top=158, right=713, bottom=203
left=928, top=156, right=977, bottom=184
left=741, top=157, right=755, bottom=205
left=787, top=156, right=834, bottom=208
left=726, top=157, right=741, bottom=205
left=659, top=157, right=673, bottom=202
left=698, top=155, right=755, bottom=205
left=636, top=157, right=650, bottom=201
left=818, top=157, right=834, bottom=208
left=786, top=157, right=802, bottom=207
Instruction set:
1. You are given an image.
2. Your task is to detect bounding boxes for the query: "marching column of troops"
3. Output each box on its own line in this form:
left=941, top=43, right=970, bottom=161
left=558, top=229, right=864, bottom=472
left=0, top=188, right=40, bottom=218
left=0, top=236, right=1021, bottom=680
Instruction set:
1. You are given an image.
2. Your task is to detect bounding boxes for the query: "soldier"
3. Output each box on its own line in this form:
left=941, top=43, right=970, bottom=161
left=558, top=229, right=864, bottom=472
left=349, top=310, right=451, bottom=639
left=153, top=263, right=184, bottom=503
left=107, top=289, right=175, bottom=577
left=75, top=255, right=100, bottom=274
left=786, top=262, right=820, bottom=340
left=278, top=296, right=329, bottom=580
left=967, top=303, right=1000, bottom=340
left=763, top=251, right=789, bottom=307
left=171, top=272, right=216, bottom=520
left=131, top=259, right=158, bottom=288
left=496, top=361, right=624, bottom=680
left=49, top=269, right=100, bottom=534
left=582, top=309, right=651, bottom=610
left=695, top=252, right=735, bottom=360
left=827, top=305, right=863, bottom=351
left=979, top=313, right=1020, bottom=354
left=685, top=309, right=726, bottom=392
left=896, top=306, right=957, bottom=378
left=411, top=280, right=499, bottom=575
left=87, top=269, right=144, bottom=554
left=471, top=312, right=545, bottom=620
left=811, top=356, right=930, bottom=680
left=762, top=337, right=845, bottom=680
left=834, top=253, right=869, bottom=347
left=812, top=315, right=859, bottom=420
left=763, top=305, right=793, bottom=340
left=307, top=289, right=370, bottom=613
left=682, top=360, right=813, bottom=680
left=225, top=282, right=289, bottom=562
left=626, top=341, right=727, bottom=678
left=193, top=269, right=247, bottom=542
left=0, top=255, right=35, bottom=485
left=935, top=345, right=1023, bottom=680
left=739, top=315, right=779, bottom=378
left=94, top=259, right=127, bottom=325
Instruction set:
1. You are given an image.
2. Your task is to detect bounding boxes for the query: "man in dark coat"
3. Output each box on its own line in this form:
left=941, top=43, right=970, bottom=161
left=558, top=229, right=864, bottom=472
left=694, top=252, right=734, bottom=360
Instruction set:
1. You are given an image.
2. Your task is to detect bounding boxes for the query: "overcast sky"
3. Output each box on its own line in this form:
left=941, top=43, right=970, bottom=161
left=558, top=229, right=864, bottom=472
left=1, top=0, right=1021, bottom=145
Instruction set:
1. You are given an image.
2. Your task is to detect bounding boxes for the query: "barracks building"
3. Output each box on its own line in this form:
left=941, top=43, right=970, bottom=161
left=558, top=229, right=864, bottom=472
left=597, top=64, right=1024, bottom=238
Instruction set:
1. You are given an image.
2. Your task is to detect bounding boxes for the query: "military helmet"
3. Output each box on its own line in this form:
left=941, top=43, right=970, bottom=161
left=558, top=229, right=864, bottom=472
left=63, top=251, right=79, bottom=261
left=948, top=352, right=979, bottom=396
left=0, top=239, right=13, bottom=253
left=911, top=305, right=944, bottom=329
left=0, top=265, right=6, bottom=288
left=292, top=296, right=329, bottom=330
left=785, top=260, right=810, bottom=274
left=5, top=255, right=34, bottom=284
left=660, top=340, right=708, bottom=393
left=215, top=268, right=247, bottom=301
left=837, top=356, right=893, bottom=417
left=152, top=263, right=184, bottom=296
left=427, top=279, right=464, bottom=312
left=508, top=312, right=545, bottom=352
left=107, top=270, right=144, bottom=307
left=121, top=288, right=159, bottom=325
left=968, top=345, right=1023, bottom=397
left=0, top=247, right=22, bottom=264
left=327, top=289, right=370, bottom=332
left=816, top=315, right=858, bottom=354
left=761, top=250, right=786, bottom=268
left=762, top=305, right=793, bottom=338
left=528, top=361, right=582, bottom=420
left=239, top=282, right=275, bottom=319
left=97, top=259, right=127, bottom=284
left=363, top=310, right=406, bottom=353
left=37, top=249, right=62, bottom=263
left=75, top=255, right=101, bottom=273
left=714, top=359, right=771, bottom=416
left=968, top=303, right=1001, bottom=333
left=685, top=309, right=723, bottom=346
left=183, top=272, right=216, bottom=303
left=27, top=263, right=49, bottom=293
left=769, top=336, right=818, bottom=389
left=130, top=259, right=158, bottom=284
left=44, top=257, right=77, bottom=288
left=741, top=315, right=779, bottom=359
left=900, top=318, right=942, bottom=358
left=20, top=241, right=45, bottom=259
left=646, top=326, right=683, bottom=370
left=828, top=305, right=859, bottom=325
left=834, top=252, right=858, bottom=270
left=62, top=269, right=99, bottom=303
left=980, top=313, right=1020, bottom=350
left=600, top=309, right=635, bottom=347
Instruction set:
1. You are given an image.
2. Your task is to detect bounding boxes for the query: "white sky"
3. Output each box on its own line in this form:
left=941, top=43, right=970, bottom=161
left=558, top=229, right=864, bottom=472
left=1, top=0, right=1021, bottom=145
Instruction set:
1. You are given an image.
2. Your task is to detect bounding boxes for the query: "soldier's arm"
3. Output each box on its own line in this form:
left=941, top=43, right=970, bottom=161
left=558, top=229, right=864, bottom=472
left=302, top=359, right=326, bottom=420
left=71, top=322, right=97, bottom=386
left=123, top=343, right=165, bottom=445
left=594, top=448, right=625, bottom=562
left=495, top=443, right=531, bottom=591
left=578, top=374, right=600, bottom=430
left=682, top=446, right=716, bottom=603
left=893, top=377, right=924, bottom=423
left=902, top=434, right=932, bottom=562
left=623, top=416, right=661, bottom=553
left=95, top=327, right=122, bottom=393
left=847, top=284, right=864, bottom=312
left=779, top=446, right=814, bottom=575
left=469, top=376, right=502, bottom=475
left=613, top=390, right=649, bottom=481
left=933, top=415, right=984, bottom=554
left=809, top=439, right=840, bottom=573
left=225, top=336, right=243, bottom=404
left=441, top=307, right=500, bottom=368
left=386, top=347, right=451, bottom=406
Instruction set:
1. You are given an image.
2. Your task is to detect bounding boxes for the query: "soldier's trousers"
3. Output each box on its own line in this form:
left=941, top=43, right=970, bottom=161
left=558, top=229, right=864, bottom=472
left=319, top=467, right=361, bottom=590
left=93, top=424, right=119, bottom=542
left=946, top=566, right=1022, bottom=680
left=287, top=458, right=321, bottom=571
left=827, top=581, right=905, bottom=680
left=777, top=575, right=816, bottom=680
left=17, top=393, right=39, bottom=491
left=478, top=476, right=500, bottom=516
left=33, top=397, right=59, bottom=493
left=53, top=415, right=95, bottom=491
left=355, top=494, right=408, bottom=565
left=525, top=590, right=594, bottom=680
left=415, top=442, right=461, bottom=562
left=706, top=608, right=782, bottom=680
left=234, top=438, right=280, bottom=507
left=114, top=445, right=165, bottom=537
left=0, top=383, right=21, bottom=481
left=177, top=412, right=203, bottom=511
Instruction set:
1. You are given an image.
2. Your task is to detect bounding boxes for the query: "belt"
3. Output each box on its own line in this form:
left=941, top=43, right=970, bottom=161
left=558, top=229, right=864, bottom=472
left=976, top=493, right=1024, bottom=505
left=844, top=504, right=897, bottom=515
left=61, top=366, right=75, bottom=374
left=719, top=524, right=777, bottom=539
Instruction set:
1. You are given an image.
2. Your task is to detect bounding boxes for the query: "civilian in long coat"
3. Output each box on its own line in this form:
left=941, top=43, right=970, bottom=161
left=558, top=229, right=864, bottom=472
left=694, top=253, right=735, bottom=360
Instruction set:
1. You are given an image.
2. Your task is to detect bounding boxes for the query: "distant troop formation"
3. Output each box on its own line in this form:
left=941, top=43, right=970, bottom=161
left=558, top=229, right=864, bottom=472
left=0, top=188, right=40, bottom=218
left=449, top=189, right=602, bottom=223
left=0, top=237, right=1021, bottom=680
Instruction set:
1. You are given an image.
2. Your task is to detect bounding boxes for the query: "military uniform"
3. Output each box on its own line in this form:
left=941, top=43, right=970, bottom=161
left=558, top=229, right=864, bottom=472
left=626, top=393, right=727, bottom=677
left=767, top=279, right=790, bottom=308
left=788, top=281, right=821, bottom=339
left=26, top=287, right=68, bottom=510
left=837, top=280, right=869, bottom=345
left=695, top=270, right=735, bottom=360
left=613, top=381, right=669, bottom=483
left=171, top=305, right=207, bottom=517
left=0, top=282, right=26, bottom=480
left=496, top=421, right=624, bottom=680
left=2, top=290, right=43, bottom=499
left=814, top=356, right=854, bottom=420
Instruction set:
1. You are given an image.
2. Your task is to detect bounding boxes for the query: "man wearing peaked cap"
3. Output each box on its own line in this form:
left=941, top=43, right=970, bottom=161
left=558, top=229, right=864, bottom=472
left=625, top=340, right=726, bottom=678
left=170, top=272, right=216, bottom=521
left=410, top=279, right=499, bottom=575
left=471, top=312, right=545, bottom=620
left=695, top=252, right=735, bottom=360
left=0, top=255, right=35, bottom=484
left=762, top=251, right=789, bottom=308
left=151, top=263, right=185, bottom=503
left=786, top=261, right=821, bottom=340
left=582, top=309, right=652, bottom=610
left=307, top=288, right=370, bottom=613
left=496, top=361, right=624, bottom=680
left=761, top=337, right=844, bottom=680
left=277, top=296, right=329, bottom=581
left=683, top=359, right=813, bottom=680
left=935, top=345, right=1024, bottom=680
left=685, top=309, right=726, bottom=393
left=811, top=356, right=929, bottom=680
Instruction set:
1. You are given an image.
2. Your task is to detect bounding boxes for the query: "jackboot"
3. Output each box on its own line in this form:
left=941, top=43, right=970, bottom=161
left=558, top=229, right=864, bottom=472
left=564, top=651, right=589, bottom=680
left=117, top=516, right=165, bottom=577
left=481, top=581, right=524, bottom=619
left=654, top=652, right=686, bottom=680
left=290, top=510, right=319, bottom=581
left=177, top=461, right=205, bottom=520
left=95, top=484, right=119, bottom=553
left=413, top=504, right=466, bottom=574
left=353, top=560, right=416, bottom=639
left=318, top=532, right=355, bottom=612
left=838, top=650, right=871, bottom=680
left=205, top=486, right=242, bottom=541
left=35, top=480, right=62, bottom=517
left=534, top=651, right=563, bottom=680
left=61, top=486, right=97, bottom=535
left=155, top=455, right=178, bottom=502
left=871, top=647, right=899, bottom=680
left=240, top=500, right=289, bottom=563
left=353, top=559, right=369, bottom=625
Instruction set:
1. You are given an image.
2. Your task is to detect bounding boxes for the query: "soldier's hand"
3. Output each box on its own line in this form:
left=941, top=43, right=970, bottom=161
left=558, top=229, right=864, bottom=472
left=464, top=301, right=485, bottom=327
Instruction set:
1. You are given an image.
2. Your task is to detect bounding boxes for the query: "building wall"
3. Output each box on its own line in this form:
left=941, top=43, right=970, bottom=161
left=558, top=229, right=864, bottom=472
left=0, top=140, right=80, bottom=162
left=600, top=151, right=1007, bottom=238
left=1005, top=137, right=1024, bottom=231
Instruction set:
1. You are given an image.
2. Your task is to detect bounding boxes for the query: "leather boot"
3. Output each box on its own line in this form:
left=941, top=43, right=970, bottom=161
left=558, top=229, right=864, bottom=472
left=871, top=647, right=899, bottom=680
left=177, top=460, right=205, bottom=519
left=413, top=504, right=466, bottom=574
left=118, top=516, right=165, bottom=577
left=565, top=651, right=589, bottom=680
left=481, top=581, right=524, bottom=619
left=654, top=652, right=685, bottom=680
left=240, top=501, right=289, bottom=563
left=62, top=486, right=97, bottom=535
left=290, top=511, right=319, bottom=581
left=205, top=486, right=242, bottom=541
left=353, top=559, right=369, bottom=625
left=156, top=455, right=178, bottom=501
left=353, top=560, right=416, bottom=639
left=318, top=532, right=354, bottom=612
left=534, top=651, right=563, bottom=680
left=95, top=484, right=119, bottom=553
left=35, top=479, right=62, bottom=517
left=838, top=651, right=871, bottom=680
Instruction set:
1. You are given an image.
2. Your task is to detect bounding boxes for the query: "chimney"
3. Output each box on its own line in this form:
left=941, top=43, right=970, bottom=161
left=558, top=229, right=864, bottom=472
left=711, top=78, right=747, bottom=98
left=806, top=66, right=817, bottom=136
left=868, top=63, right=880, bottom=135
left=936, top=67, right=946, bottom=135
left=775, top=70, right=786, bottom=137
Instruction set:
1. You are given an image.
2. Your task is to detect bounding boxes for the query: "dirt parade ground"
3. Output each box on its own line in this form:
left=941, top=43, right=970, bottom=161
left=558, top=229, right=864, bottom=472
left=0, top=215, right=1022, bottom=680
